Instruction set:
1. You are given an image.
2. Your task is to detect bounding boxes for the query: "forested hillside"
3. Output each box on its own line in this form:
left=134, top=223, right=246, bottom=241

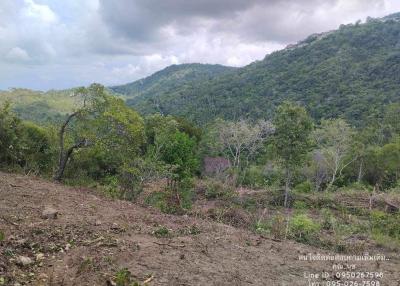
left=110, top=63, right=236, bottom=111
left=0, top=88, right=77, bottom=124
left=117, top=14, right=400, bottom=125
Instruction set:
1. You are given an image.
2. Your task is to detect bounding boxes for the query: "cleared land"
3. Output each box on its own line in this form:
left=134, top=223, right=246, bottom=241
left=0, top=172, right=399, bottom=286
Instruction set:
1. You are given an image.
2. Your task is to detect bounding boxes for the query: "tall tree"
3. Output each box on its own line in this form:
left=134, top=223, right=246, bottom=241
left=273, top=102, right=313, bottom=207
left=54, top=84, right=144, bottom=181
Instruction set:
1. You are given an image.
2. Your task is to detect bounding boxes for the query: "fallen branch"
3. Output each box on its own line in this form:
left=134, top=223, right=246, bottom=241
left=153, top=241, right=185, bottom=247
left=143, top=274, right=154, bottom=284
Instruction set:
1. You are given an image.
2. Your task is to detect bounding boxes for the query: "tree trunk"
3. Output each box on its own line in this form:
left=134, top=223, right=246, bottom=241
left=53, top=111, right=81, bottom=182
left=54, top=140, right=87, bottom=181
left=284, top=168, right=291, bottom=208
left=357, top=160, right=363, bottom=183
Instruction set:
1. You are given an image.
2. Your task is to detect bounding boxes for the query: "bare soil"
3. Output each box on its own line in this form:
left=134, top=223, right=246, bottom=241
left=0, top=172, right=399, bottom=286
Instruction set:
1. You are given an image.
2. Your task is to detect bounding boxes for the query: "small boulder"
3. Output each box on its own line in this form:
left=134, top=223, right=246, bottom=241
left=41, top=207, right=58, bottom=219
left=16, top=256, right=33, bottom=266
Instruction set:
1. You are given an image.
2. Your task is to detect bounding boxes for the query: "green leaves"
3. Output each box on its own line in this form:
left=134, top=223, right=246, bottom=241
left=273, top=101, right=313, bottom=169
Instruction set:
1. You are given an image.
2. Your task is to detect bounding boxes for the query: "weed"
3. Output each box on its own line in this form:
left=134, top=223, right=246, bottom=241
left=179, top=225, right=201, bottom=235
left=77, top=257, right=93, bottom=274
left=115, top=268, right=131, bottom=286
left=270, top=214, right=286, bottom=240
left=0, top=230, right=4, bottom=242
left=289, top=214, right=320, bottom=243
left=153, top=226, right=171, bottom=238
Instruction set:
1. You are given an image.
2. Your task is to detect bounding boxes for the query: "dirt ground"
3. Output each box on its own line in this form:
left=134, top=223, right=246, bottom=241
left=0, top=171, right=399, bottom=286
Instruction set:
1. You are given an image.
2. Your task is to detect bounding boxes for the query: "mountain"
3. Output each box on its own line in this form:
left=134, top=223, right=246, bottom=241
left=110, top=63, right=236, bottom=111
left=114, top=13, right=400, bottom=126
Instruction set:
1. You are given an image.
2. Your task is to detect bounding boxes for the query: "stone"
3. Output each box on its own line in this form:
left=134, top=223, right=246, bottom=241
left=41, top=207, right=58, bottom=219
left=16, top=256, right=33, bottom=266
left=35, top=253, right=44, bottom=261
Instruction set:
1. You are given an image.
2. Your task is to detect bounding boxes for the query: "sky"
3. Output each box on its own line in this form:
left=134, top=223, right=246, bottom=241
left=1, top=0, right=400, bottom=90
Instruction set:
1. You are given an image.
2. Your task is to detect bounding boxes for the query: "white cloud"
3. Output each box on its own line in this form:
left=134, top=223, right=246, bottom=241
left=22, top=0, right=57, bottom=24
left=5, top=47, right=30, bottom=62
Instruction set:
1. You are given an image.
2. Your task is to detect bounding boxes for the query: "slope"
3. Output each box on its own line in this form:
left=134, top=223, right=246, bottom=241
left=1, top=172, right=399, bottom=286
left=110, top=63, right=236, bottom=113
left=122, top=14, right=400, bottom=125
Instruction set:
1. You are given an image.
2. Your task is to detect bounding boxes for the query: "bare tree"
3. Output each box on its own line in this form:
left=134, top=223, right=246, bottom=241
left=314, top=119, right=356, bottom=191
left=212, top=119, right=274, bottom=169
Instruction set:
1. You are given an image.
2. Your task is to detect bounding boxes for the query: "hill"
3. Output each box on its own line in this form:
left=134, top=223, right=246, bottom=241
left=1, top=172, right=399, bottom=285
left=116, top=14, right=400, bottom=125
left=0, top=88, right=78, bottom=124
left=110, top=63, right=236, bottom=113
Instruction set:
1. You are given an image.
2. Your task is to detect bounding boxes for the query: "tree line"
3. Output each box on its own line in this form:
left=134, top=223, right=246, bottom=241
left=1, top=84, right=399, bottom=211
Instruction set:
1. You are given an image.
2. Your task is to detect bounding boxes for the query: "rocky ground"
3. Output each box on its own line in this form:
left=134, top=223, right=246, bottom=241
left=0, top=171, right=399, bottom=286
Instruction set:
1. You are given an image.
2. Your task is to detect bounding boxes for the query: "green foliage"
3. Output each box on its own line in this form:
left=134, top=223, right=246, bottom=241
left=0, top=102, right=54, bottom=173
left=364, top=140, right=400, bottom=189
left=273, top=102, right=313, bottom=169
left=289, top=214, right=320, bottom=243
left=370, top=210, right=400, bottom=241
left=116, top=17, right=400, bottom=126
left=111, top=63, right=235, bottom=106
left=153, top=226, right=171, bottom=238
left=203, top=179, right=234, bottom=199
left=114, top=268, right=141, bottom=286
left=158, top=131, right=199, bottom=181
left=320, top=208, right=336, bottom=231
left=294, top=181, right=312, bottom=193
left=0, top=230, right=4, bottom=242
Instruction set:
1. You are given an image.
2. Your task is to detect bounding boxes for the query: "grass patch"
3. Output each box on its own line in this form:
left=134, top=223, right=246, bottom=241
left=153, top=226, right=171, bottom=238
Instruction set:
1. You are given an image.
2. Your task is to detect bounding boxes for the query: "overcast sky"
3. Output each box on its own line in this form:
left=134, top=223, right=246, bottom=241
left=1, top=0, right=400, bottom=90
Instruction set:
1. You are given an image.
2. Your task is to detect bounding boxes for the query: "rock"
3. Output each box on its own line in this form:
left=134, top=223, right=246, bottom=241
left=65, top=243, right=71, bottom=251
left=16, top=256, right=33, bottom=266
left=35, top=253, right=44, bottom=261
left=37, top=273, right=48, bottom=281
left=41, top=207, right=58, bottom=219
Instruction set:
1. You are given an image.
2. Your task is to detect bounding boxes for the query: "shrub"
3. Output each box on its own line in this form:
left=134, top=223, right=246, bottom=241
left=153, top=226, right=171, bottom=238
left=294, top=181, right=312, bottom=193
left=289, top=214, right=320, bottom=243
left=293, top=201, right=308, bottom=210
left=270, top=214, right=287, bottom=240
left=320, top=208, right=336, bottom=230
left=203, top=179, right=234, bottom=199
left=370, top=210, right=400, bottom=240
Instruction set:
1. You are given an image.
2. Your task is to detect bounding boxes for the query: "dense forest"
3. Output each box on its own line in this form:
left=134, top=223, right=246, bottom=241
left=113, top=13, right=400, bottom=126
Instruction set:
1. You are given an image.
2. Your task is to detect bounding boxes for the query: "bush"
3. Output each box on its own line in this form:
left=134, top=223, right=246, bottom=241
left=240, top=164, right=282, bottom=188
left=270, top=214, right=287, bottom=239
left=320, top=208, right=336, bottom=231
left=370, top=210, right=400, bottom=240
left=203, top=179, right=234, bottom=199
left=289, top=214, right=320, bottom=243
left=153, top=226, right=171, bottom=238
left=294, top=181, right=312, bottom=193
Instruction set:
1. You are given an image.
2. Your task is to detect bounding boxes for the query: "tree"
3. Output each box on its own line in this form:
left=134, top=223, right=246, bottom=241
left=53, top=84, right=144, bottom=181
left=205, top=119, right=274, bottom=169
left=314, top=119, right=356, bottom=191
left=364, top=140, right=400, bottom=190
left=273, top=102, right=313, bottom=207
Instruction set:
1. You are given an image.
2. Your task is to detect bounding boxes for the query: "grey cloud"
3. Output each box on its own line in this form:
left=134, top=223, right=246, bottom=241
left=1, top=0, right=399, bottom=90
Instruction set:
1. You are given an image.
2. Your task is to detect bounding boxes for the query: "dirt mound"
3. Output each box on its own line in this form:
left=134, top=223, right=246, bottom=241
left=0, top=172, right=399, bottom=286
